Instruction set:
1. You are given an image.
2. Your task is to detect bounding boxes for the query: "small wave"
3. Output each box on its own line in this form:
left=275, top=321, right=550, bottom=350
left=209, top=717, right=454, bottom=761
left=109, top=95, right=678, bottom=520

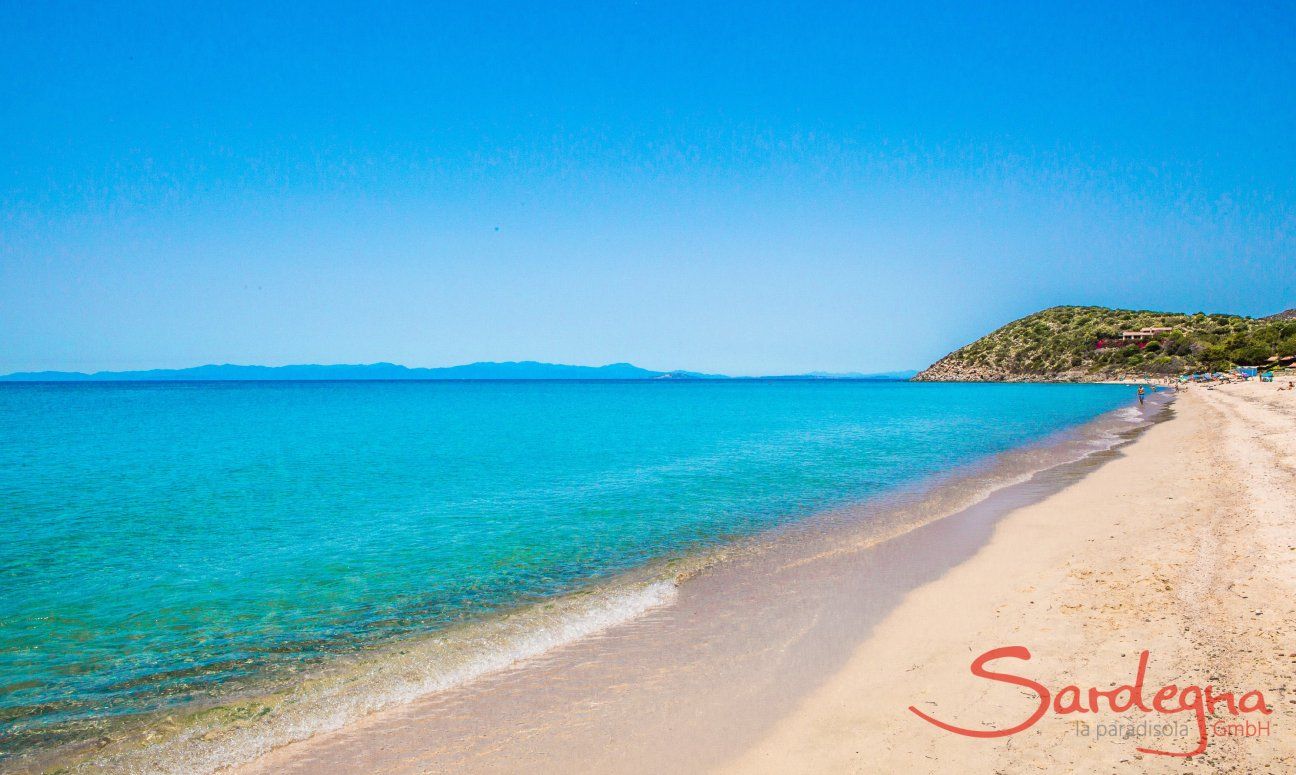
left=83, top=580, right=678, bottom=774
left=1113, top=406, right=1144, bottom=423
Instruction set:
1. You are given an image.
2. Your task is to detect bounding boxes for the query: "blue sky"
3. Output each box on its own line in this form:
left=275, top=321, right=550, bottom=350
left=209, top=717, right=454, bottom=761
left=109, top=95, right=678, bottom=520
left=2, top=1, right=1294, bottom=375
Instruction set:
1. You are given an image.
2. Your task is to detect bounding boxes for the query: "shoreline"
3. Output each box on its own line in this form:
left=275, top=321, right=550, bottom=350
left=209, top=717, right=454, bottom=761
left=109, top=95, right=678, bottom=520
left=212, top=394, right=1165, bottom=773
left=6, top=385, right=1140, bottom=775
left=724, top=381, right=1296, bottom=772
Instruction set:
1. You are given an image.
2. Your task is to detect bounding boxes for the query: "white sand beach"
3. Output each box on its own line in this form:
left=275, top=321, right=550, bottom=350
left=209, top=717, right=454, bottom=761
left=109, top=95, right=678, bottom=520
left=725, top=381, right=1296, bottom=773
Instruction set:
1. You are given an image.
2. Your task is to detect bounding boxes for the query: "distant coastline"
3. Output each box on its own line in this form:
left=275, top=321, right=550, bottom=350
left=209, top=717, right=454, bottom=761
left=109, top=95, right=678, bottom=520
left=0, top=361, right=919, bottom=382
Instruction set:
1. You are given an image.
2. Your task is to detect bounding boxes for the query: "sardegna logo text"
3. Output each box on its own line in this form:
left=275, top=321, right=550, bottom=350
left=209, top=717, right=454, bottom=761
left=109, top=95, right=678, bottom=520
left=908, top=646, right=1271, bottom=757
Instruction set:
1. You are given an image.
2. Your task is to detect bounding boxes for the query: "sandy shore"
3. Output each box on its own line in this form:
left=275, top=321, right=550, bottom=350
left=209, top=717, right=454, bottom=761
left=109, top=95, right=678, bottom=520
left=233, top=382, right=1295, bottom=774
left=725, top=381, right=1296, bottom=773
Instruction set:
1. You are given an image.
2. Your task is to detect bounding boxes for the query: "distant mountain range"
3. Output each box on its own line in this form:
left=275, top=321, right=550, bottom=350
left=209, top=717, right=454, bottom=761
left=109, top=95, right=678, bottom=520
left=0, top=362, right=918, bottom=382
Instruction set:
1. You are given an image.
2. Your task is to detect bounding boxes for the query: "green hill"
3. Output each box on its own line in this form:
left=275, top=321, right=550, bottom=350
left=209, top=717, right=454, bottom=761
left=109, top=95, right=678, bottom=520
left=913, top=305, right=1296, bottom=382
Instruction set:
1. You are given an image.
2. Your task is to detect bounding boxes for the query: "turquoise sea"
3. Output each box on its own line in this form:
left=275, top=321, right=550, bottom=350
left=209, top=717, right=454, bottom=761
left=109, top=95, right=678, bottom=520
left=0, top=380, right=1134, bottom=763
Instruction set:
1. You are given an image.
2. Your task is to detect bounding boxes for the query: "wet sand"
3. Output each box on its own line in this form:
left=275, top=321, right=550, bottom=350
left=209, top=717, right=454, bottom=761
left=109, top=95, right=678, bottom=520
left=725, top=381, right=1296, bottom=773
left=232, top=395, right=1188, bottom=774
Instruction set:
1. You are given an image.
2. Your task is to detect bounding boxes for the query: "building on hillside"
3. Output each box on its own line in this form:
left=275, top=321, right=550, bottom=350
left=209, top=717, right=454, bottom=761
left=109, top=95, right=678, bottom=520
left=1119, top=327, right=1174, bottom=341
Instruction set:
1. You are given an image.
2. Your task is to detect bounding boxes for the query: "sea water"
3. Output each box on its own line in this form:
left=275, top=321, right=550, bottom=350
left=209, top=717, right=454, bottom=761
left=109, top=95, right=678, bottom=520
left=0, top=380, right=1134, bottom=763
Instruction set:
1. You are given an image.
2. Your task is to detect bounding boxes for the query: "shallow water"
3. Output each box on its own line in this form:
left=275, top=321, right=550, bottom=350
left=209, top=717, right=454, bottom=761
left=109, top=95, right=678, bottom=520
left=0, top=380, right=1134, bottom=763
left=232, top=393, right=1166, bottom=775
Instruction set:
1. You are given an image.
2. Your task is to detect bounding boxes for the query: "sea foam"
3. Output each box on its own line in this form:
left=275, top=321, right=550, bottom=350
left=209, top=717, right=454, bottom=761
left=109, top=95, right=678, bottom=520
left=89, top=579, right=678, bottom=774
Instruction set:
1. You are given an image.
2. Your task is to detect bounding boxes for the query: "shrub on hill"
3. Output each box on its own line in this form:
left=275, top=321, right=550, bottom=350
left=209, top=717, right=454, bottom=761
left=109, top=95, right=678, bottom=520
left=916, top=306, right=1296, bottom=380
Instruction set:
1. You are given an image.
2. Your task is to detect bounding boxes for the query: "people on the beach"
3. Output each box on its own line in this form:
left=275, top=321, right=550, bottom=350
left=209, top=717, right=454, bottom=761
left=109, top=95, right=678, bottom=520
left=1137, top=385, right=1145, bottom=405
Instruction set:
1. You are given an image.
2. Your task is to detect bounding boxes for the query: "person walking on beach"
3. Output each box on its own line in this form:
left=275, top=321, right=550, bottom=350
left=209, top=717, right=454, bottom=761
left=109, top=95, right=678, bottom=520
left=1137, top=385, right=1145, bottom=405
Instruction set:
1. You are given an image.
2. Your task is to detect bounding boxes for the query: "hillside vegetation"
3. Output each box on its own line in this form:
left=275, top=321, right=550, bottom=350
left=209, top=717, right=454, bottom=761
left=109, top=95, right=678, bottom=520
left=913, top=305, right=1296, bottom=382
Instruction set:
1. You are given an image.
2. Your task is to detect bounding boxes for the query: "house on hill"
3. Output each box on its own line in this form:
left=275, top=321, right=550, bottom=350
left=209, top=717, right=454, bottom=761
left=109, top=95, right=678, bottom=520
left=1119, top=327, right=1173, bottom=341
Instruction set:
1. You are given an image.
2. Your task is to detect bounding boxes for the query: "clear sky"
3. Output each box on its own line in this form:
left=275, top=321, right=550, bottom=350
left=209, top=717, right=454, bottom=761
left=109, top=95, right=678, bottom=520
left=2, top=1, right=1294, bottom=375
